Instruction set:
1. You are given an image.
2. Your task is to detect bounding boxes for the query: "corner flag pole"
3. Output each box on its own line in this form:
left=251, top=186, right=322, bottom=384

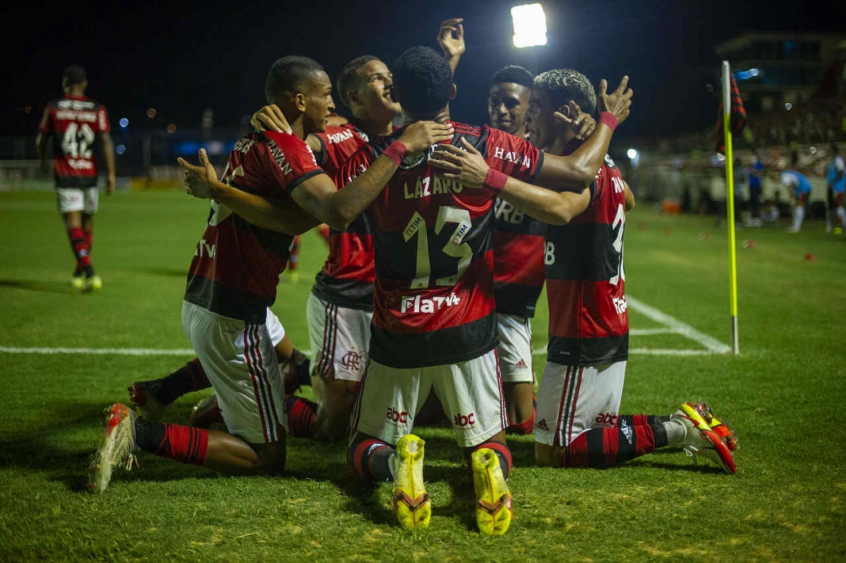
left=722, top=60, right=740, bottom=354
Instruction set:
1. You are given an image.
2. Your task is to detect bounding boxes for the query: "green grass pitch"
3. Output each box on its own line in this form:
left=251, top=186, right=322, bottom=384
left=1, top=190, right=844, bottom=561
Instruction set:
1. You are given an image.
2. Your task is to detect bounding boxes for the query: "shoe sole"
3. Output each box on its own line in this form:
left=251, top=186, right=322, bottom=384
left=678, top=404, right=736, bottom=475
left=392, top=435, right=431, bottom=530
left=472, top=448, right=513, bottom=535
left=86, top=404, right=135, bottom=493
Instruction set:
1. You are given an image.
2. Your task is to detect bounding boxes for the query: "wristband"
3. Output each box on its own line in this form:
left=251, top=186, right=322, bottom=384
left=382, top=141, right=409, bottom=166
left=599, top=112, right=618, bottom=132
left=484, top=168, right=508, bottom=192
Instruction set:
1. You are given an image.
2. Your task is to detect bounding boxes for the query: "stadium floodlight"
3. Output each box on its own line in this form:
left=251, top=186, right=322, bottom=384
left=627, top=148, right=638, bottom=160
left=511, top=3, right=547, bottom=48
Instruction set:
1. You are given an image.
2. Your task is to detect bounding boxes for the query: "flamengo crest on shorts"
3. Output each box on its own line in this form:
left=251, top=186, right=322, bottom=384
left=38, top=95, right=110, bottom=188
left=184, top=131, right=325, bottom=324
left=334, top=121, right=544, bottom=368
left=545, top=149, right=629, bottom=366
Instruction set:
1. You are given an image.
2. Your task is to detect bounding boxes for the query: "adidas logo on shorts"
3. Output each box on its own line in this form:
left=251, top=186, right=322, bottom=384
left=535, top=419, right=549, bottom=431
left=514, top=359, right=528, bottom=370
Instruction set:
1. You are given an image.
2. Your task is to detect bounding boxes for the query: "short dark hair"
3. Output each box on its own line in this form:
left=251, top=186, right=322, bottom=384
left=336, top=55, right=380, bottom=109
left=491, top=65, right=534, bottom=89
left=533, top=68, right=597, bottom=115
left=265, top=56, right=325, bottom=105
left=392, top=46, right=452, bottom=116
left=62, top=65, right=87, bottom=85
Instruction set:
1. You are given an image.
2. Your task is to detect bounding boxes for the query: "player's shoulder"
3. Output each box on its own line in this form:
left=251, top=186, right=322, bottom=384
left=263, top=130, right=312, bottom=154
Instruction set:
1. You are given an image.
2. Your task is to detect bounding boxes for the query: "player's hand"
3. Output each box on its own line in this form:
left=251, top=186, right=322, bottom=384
left=177, top=148, right=217, bottom=199
left=597, top=76, right=633, bottom=125
left=437, top=18, right=465, bottom=64
left=250, top=104, right=292, bottom=134
left=106, top=175, right=115, bottom=196
left=549, top=102, right=597, bottom=154
left=428, top=137, right=489, bottom=189
left=397, top=121, right=455, bottom=153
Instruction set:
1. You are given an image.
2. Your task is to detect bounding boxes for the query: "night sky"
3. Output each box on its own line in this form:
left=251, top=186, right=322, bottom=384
left=6, top=0, right=845, bottom=142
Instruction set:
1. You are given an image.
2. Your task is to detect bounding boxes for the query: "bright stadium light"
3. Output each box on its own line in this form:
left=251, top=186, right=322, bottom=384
left=627, top=148, right=638, bottom=160
left=119, top=118, right=129, bottom=128
left=511, top=3, right=547, bottom=48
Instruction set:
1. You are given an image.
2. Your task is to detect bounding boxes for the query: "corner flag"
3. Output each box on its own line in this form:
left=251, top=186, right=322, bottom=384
left=714, top=74, right=746, bottom=154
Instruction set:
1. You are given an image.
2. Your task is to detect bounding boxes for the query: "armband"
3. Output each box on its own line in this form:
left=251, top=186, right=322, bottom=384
left=381, top=141, right=409, bottom=166
left=599, top=112, right=618, bottom=132
left=484, top=168, right=508, bottom=192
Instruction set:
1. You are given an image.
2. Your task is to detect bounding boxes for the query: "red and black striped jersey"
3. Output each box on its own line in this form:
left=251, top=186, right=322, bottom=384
left=184, top=131, right=325, bottom=324
left=314, top=123, right=370, bottom=176
left=492, top=198, right=546, bottom=318
left=545, top=151, right=629, bottom=366
left=311, top=123, right=376, bottom=310
left=335, top=121, right=543, bottom=368
left=38, top=94, right=110, bottom=188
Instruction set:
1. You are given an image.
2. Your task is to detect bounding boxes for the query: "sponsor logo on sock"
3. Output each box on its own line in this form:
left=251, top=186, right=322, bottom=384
left=535, top=418, right=549, bottom=431
left=514, top=359, right=528, bottom=370
left=594, top=412, right=618, bottom=426
left=620, top=418, right=633, bottom=444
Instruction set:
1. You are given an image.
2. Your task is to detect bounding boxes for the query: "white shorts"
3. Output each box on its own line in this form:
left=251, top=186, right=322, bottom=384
left=306, top=292, right=372, bottom=382
left=265, top=308, right=286, bottom=347
left=181, top=301, right=287, bottom=443
left=56, top=187, right=98, bottom=215
left=534, top=360, right=627, bottom=447
left=350, top=349, right=507, bottom=448
left=496, top=313, right=535, bottom=384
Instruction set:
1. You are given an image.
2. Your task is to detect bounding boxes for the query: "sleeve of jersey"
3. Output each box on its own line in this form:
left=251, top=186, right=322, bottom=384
left=483, top=126, right=544, bottom=183
left=97, top=107, right=110, bottom=133
left=267, top=134, right=326, bottom=192
left=332, top=146, right=374, bottom=190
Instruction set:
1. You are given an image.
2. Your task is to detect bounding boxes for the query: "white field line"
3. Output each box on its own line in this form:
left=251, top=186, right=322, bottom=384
left=626, top=296, right=732, bottom=354
left=0, top=297, right=730, bottom=359
left=531, top=295, right=731, bottom=357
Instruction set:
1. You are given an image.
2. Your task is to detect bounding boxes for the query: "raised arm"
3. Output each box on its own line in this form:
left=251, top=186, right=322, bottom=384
left=179, top=121, right=454, bottom=233
left=288, top=121, right=453, bottom=230
left=437, top=18, right=465, bottom=76
left=429, top=137, right=590, bottom=225
left=534, top=77, right=632, bottom=192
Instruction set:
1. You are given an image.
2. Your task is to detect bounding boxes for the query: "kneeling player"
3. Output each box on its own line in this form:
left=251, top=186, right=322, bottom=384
left=430, top=68, right=738, bottom=474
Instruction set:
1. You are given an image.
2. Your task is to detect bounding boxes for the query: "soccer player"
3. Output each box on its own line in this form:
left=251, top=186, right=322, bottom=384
left=126, top=308, right=311, bottom=428
left=341, top=46, right=632, bottom=535
left=245, top=54, right=403, bottom=441
left=825, top=144, right=846, bottom=234
left=488, top=65, right=535, bottom=140
left=87, top=55, right=453, bottom=493
left=487, top=65, right=546, bottom=435
left=429, top=68, right=738, bottom=475
left=36, top=65, right=115, bottom=291
left=780, top=168, right=813, bottom=233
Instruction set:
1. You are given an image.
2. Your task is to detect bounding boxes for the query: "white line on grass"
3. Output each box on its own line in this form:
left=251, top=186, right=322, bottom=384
left=626, top=296, right=732, bottom=354
left=0, top=297, right=730, bottom=358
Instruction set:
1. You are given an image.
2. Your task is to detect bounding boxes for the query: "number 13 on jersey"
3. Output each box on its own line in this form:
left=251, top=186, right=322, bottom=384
left=403, top=206, right=474, bottom=289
